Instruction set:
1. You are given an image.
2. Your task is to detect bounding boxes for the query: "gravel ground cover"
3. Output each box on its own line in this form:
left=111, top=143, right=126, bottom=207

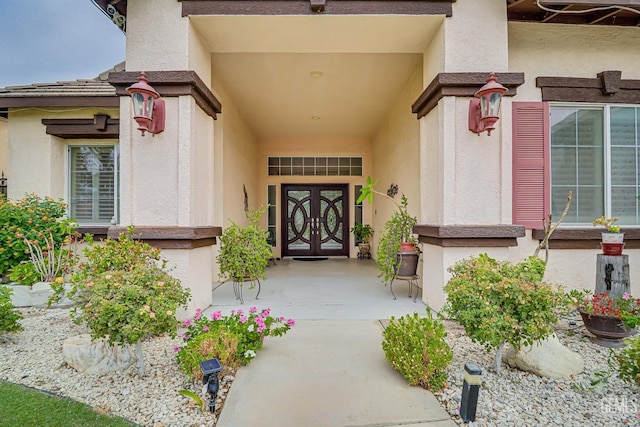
left=436, top=317, right=640, bottom=426
left=1, top=307, right=638, bottom=427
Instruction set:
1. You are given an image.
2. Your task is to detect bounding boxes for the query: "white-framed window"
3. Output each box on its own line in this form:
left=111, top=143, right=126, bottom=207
left=550, top=104, right=640, bottom=225
left=67, top=144, right=119, bottom=225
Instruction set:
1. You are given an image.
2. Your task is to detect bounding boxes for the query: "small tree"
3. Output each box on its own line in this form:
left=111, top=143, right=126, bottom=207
left=65, top=229, right=191, bottom=376
left=444, top=254, right=567, bottom=373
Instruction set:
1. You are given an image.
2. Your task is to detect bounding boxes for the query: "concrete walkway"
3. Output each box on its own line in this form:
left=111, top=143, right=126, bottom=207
left=208, top=259, right=456, bottom=427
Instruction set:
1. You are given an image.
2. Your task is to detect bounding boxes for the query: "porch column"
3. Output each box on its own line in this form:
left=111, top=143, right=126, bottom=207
left=414, top=0, right=523, bottom=311
left=110, top=0, right=221, bottom=315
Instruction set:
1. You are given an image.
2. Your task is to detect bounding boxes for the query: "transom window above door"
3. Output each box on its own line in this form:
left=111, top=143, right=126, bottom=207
left=550, top=105, right=640, bottom=225
left=268, top=156, right=362, bottom=176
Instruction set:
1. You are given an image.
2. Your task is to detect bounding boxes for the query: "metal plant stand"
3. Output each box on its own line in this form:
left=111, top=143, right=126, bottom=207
left=390, top=274, right=421, bottom=302
left=232, top=278, right=261, bottom=304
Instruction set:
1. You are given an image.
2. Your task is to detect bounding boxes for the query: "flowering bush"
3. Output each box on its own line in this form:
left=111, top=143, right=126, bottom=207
left=64, top=229, right=191, bottom=376
left=0, top=194, right=74, bottom=277
left=574, top=291, right=640, bottom=329
left=176, top=307, right=294, bottom=381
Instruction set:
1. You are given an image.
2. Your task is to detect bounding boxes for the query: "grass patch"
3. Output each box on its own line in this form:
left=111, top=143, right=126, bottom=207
left=0, top=380, right=136, bottom=427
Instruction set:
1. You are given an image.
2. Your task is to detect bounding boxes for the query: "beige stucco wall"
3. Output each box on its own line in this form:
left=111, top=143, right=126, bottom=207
left=7, top=108, right=119, bottom=201
left=0, top=117, right=7, bottom=177
left=371, top=65, right=422, bottom=254
left=509, top=22, right=640, bottom=101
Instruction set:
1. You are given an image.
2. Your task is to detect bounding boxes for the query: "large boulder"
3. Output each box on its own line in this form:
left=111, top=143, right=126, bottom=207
left=62, top=334, right=137, bottom=375
left=504, top=333, right=584, bottom=378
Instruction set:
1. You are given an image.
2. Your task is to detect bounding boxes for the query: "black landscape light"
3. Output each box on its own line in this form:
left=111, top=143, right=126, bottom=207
left=459, top=363, right=482, bottom=422
left=200, top=358, right=222, bottom=413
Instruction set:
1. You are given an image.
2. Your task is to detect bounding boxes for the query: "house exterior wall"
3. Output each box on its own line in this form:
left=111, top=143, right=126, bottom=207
left=7, top=108, right=119, bottom=201
left=0, top=117, right=8, bottom=178
left=507, top=22, right=640, bottom=297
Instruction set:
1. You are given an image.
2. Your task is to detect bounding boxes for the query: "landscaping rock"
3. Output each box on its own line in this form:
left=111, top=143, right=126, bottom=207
left=4, top=282, right=74, bottom=308
left=62, top=334, right=137, bottom=375
left=503, top=333, right=584, bottom=378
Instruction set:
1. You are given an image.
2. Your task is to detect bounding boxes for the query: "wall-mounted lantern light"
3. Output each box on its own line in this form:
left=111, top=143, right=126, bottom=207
left=468, top=72, right=507, bottom=136
left=125, top=71, right=165, bottom=136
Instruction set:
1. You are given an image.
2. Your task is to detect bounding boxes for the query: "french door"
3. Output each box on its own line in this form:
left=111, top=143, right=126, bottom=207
left=281, top=184, right=349, bottom=257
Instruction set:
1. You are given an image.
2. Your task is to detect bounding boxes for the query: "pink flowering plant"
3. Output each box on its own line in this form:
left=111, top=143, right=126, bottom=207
left=176, top=307, right=294, bottom=380
left=61, top=228, right=191, bottom=376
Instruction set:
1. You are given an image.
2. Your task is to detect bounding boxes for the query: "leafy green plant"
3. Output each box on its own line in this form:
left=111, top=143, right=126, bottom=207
left=615, top=336, right=640, bottom=386
left=178, top=389, right=205, bottom=412
left=64, top=228, right=191, bottom=376
left=381, top=308, right=452, bottom=391
left=217, top=206, right=273, bottom=282
left=0, top=194, right=74, bottom=278
left=176, top=307, right=294, bottom=381
left=0, top=285, right=22, bottom=334
left=23, top=231, right=77, bottom=283
left=357, top=177, right=418, bottom=282
left=444, top=254, right=567, bottom=373
left=7, top=262, right=40, bottom=286
left=350, top=223, right=374, bottom=244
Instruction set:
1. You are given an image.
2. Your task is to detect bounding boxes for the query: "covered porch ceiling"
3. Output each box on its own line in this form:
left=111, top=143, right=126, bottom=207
left=192, top=15, right=440, bottom=140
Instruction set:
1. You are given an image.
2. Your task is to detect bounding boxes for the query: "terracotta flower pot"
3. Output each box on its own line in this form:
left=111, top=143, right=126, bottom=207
left=601, top=242, right=624, bottom=256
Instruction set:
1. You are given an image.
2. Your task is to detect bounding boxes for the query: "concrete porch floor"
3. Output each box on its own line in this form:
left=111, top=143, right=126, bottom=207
left=207, top=258, right=456, bottom=427
left=208, top=257, right=428, bottom=320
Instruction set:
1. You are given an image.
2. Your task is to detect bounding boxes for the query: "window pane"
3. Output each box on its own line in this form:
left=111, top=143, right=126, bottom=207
left=611, top=107, right=636, bottom=146
left=611, top=147, right=636, bottom=186
left=550, top=107, right=603, bottom=221
left=69, top=145, right=118, bottom=224
left=551, top=147, right=576, bottom=185
left=611, top=186, right=639, bottom=225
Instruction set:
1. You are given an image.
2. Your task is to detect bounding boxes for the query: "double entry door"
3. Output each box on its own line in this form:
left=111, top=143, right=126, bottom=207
left=281, top=184, right=349, bottom=257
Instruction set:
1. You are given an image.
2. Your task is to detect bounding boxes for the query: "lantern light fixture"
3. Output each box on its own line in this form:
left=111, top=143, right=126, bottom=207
left=468, top=72, right=508, bottom=136
left=200, top=358, right=222, bottom=413
left=125, top=71, right=165, bottom=136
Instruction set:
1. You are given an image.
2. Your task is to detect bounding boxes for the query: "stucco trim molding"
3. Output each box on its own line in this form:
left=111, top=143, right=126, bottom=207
left=532, top=228, right=640, bottom=250
left=180, top=0, right=455, bottom=16
left=412, top=72, right=525, bottom=119
left=414, top=224, right=525, bottom=247
left=42, top=115, right=119, bottom=139
left=106, top=226, right=223, bottom=249
left=108, top=71, right=222, bottom=119
left=537, top=70, right=640, bottom=104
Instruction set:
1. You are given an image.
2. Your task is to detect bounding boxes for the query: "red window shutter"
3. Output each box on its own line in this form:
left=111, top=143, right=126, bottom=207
left=512, top=102, right=549, bottom=229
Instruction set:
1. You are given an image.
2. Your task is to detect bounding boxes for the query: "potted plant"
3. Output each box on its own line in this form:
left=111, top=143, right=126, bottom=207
left=572, top=290, right=639, bottom=348
left=350, top=223, right=373, bottom=259
left=357, top=177, right=419, bottom=282
left=593, top=216, right=624, bottom=255
left=217, top=206, right=273, bottom=303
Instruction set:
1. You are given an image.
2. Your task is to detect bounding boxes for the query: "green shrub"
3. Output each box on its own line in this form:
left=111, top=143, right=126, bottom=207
left=0, top=194, right=74, bottom=277
left=0, top=286, right=22, bottom=334
left=217, top=206, right=273, bottom=282
left=616, top=336, right=640, bottom=386
left=64, top=229, right=191, bottom=376
left=7, top=262, right=40, bottom=286
left=381, top=309, right=452, bottom=391
left=444, top=254, right=567, bottom=373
